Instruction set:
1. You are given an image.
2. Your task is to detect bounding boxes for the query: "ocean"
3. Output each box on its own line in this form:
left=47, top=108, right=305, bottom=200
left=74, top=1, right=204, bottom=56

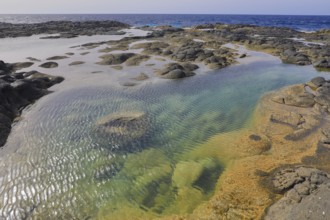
left=0, top=14, right=330, bottom=31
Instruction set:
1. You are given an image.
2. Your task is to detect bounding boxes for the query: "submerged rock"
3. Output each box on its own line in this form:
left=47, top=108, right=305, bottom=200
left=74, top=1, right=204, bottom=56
left=95, top=111, right=148, bottom=150
left=39, top=62, right=59, bottom=68
left=132, top=72, right=149, bottom=81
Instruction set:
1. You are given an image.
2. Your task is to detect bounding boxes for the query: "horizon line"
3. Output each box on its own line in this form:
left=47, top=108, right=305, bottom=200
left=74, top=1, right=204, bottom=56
left=1, top=13, right=330, bottom=16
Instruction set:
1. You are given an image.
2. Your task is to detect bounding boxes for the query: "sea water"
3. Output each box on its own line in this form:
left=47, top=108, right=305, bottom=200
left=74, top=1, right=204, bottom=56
left=0, top=14, right=330, bottom=31
left=0, top=46, right=328, bottom=219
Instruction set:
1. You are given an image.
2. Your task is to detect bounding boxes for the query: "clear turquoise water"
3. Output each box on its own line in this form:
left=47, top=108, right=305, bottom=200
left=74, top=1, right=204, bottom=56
left=0, top=57, right=328, bottom=219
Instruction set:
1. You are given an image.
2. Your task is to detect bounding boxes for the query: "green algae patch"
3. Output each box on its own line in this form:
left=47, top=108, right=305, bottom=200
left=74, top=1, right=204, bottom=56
left=95, top=149, right=224, bottom=219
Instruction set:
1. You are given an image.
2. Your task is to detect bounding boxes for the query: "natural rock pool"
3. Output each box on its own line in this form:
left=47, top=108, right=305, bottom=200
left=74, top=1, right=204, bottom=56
left=0, top=35, right=329, bottom=219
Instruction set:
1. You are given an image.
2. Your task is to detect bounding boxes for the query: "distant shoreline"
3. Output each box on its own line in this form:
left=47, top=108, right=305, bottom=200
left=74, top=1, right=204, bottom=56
left=0, top=14, right=329, bottom=31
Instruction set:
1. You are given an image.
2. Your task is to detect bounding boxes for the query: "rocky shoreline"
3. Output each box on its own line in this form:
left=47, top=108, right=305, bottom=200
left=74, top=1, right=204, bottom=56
left=261, top=77, right=330, bottom=219
left=0, top=60, right=63, bottom=146
left=0, top=20, right=130, bottom=38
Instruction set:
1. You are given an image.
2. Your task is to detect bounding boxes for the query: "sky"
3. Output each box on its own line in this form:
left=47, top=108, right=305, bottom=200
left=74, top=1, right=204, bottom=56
left=1, top=0, right=330, bottom=15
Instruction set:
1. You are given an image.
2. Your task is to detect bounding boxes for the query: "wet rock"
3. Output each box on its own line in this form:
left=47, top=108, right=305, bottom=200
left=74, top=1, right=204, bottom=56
left=156, top=63, right=196, bottom=79
left=0, top=60, right=63, bottom=147
left=131, top=41, right=170, bottom=55
left=80, top=52, right=90, bottom=56
left=69, top=61, right=85, bottom=66
left=181, top=63, right=199, bottom=71
left=125, top=55, right=150, bottom=66
left=281, top=49, right=311, bottom=65
left=314, top=58, right=330, bottom=70
left=11, top=62, right=34, bottom=70
left=203, top=56, right=229, bottom=69
left=46, top=56, right=69, bottom=60
left=170, top=41, right=206, bottom=62
left=132, top=72, right=149, bottom=81
left=97, top=53, right=136, bottom=65
left=26, top=57, right=41, bottom=62
left=39, top=62, right=59, bottom=68
left=307, top=77, right=326, bottom=89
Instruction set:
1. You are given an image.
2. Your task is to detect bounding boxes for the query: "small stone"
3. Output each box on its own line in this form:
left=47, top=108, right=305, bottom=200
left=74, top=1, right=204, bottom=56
left=249, top=134, right=262, bottom=141
left=294, top=183, right=310, bottom=196
left=46, top=56, right=69, bottom=60
left=286, top=189, right=302, bottom=203
left=69, top=61, right=85, bottom=66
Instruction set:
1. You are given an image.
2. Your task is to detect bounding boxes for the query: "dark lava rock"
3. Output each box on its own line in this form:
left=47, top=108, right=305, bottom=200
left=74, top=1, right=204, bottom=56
left=26, top=57, right=41, bottom=62
left=181, top=63, right=199, bottom=71
left=131, top=41, right=170, bottom=55
left=80, top=52, right=90, bottom=56
left=239, top=53, right=247, bottom=58
left=0, top=60, right=64, bottom=147
left=194, top=23, right=216, bottom=29
left=69, top=61, right=85, bottom=66
left=125, top=55, right=150, bottom=66
left=307, top=77, right=326, bottom=89
left=249, top=134, right=262, bottom=141
left=11, top=62, right=34, bottom=71
left=156, top=63, right=196, bottom=79
left=314, top=58, right=330, bottom=70
left=281, top=49, right=311, bottom=65
left=97, top=53, right=136, bottom=65
left=39, top=62, right=59, bottom=68
left=46, top=56, right=69, bottom=60
left=0, top=20, right=130, bottom=38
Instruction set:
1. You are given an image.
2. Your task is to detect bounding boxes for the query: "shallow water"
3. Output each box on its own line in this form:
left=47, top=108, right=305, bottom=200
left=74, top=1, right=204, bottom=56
left=0, top=37, right=329, bottom=219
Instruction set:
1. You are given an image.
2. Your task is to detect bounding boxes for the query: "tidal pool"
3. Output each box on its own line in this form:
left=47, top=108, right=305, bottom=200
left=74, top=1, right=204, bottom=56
left=0, top=50, right=328, bottom=219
